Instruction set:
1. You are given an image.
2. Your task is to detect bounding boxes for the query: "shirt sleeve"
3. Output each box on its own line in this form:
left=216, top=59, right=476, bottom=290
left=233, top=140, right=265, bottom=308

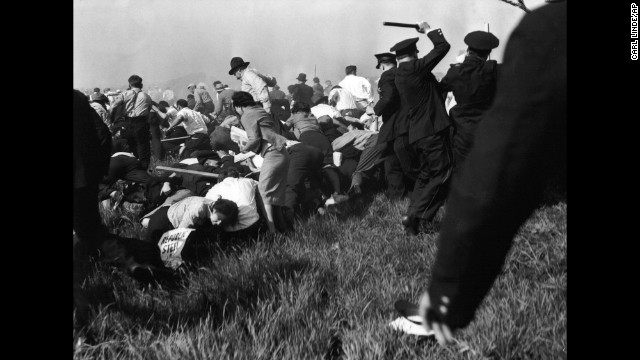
left=362, top=78, right=374, bottom=103
left=205, top=184, right=223, bottom=201
left=214, top=93, right=223, bottom=116
left=176, top=203, right=209, bottom=228
left=240, top=116, right=262, bottom=153
left=194, top=90, right=203, bottom=110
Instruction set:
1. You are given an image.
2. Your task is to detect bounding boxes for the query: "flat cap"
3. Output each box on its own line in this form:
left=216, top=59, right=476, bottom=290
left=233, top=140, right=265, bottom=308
left=464, top=31, right=499, bottom=50
left=390, top=37, right=419, bottom=56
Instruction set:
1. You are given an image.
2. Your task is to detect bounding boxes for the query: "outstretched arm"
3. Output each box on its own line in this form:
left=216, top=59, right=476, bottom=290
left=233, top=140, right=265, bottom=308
left=413, top=21, right=451, bottom=75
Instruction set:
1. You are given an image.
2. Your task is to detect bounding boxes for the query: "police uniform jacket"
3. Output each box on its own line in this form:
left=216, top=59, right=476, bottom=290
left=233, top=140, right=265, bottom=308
left=374, top=67, right=406, bottom=144
left=440, top=55, right=499, bottom=135
left=394, top=29, right=452, bottom=144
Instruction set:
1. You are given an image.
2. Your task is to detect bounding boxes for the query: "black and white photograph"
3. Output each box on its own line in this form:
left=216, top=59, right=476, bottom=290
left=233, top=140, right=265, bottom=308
left=73, top=0, right=566, bottom=358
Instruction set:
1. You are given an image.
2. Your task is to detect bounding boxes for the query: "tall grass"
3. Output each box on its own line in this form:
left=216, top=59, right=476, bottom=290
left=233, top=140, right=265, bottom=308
left=74, top=157, right=566, bottom=360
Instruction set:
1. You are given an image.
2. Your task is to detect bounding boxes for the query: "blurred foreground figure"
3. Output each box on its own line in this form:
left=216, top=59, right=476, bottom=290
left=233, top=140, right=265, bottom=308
left=419, top=1, right=566, bottom=345
left=73, top=89, right=111, bottom=325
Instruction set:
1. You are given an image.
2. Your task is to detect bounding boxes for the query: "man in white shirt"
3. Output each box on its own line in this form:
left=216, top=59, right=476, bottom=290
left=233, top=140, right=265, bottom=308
left=165, top=99, right=212, bottom=158
left=338, top=65, right=374, bottom=111
left=205, top=168, right=262, bottom=234
left=311, top=97, right=361, bottom=134
left=144, top=196, right=239, bottom=244
left=110, top=75, right=153, bottom=169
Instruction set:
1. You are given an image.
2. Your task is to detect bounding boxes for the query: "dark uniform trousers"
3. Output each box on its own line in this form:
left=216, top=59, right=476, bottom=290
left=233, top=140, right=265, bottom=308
left=122, top=115, right=151, bottom=169
left=408, top=128, right=453, bottom=222
left=381, top=134, right=418, bottom=199
left=285, top=143, right=324, bottom=211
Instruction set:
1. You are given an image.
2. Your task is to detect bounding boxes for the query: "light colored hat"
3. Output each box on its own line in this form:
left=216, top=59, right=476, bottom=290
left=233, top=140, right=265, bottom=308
left=187, top=83, right=196, bottom=89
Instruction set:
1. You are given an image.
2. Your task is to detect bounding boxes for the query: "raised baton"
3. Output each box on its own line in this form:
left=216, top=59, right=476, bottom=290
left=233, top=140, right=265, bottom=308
left=383, top=22, right=419, bottom=30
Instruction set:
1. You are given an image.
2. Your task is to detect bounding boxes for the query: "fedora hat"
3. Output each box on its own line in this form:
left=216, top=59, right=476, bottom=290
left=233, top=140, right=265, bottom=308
left=229, top=57, right=250, bottom=75
left=296, top=73, right=307, bottom=82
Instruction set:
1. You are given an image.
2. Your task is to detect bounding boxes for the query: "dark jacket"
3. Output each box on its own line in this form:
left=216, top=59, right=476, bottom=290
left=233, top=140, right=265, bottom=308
left=291, top=83, right=314, bottom=106
left=374, top=67, right=406, bottom=144
left=427, top=1, right=566, bottom=330
left=394, top=29, right=452, bottom=144
left=440, top=55, right=499, bottom=131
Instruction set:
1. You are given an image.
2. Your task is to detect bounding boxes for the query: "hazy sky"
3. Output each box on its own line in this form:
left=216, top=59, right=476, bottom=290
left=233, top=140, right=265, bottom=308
left=74, top=0, right=547, bottom=91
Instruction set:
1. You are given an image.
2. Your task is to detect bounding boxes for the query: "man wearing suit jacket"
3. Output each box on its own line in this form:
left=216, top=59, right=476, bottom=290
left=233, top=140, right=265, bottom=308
left=392, top=21, right=453, bottom=235
left=365, top=52, right=413, bottom=199
left=418, top=1, right=566, bottom=345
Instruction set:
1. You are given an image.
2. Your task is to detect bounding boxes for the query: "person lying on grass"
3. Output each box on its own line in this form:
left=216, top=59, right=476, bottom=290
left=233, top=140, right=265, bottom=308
left=144, top=196, right=239, bottom=244
left=205, top=167, right=264, bottom=237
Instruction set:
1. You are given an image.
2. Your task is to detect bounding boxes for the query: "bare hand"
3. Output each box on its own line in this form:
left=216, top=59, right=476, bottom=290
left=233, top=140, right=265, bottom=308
left=418, top=291, right=455, bottom=346
left=416, top=21, right=431, bottom=34
left=160, top=182, right=172, bottom=195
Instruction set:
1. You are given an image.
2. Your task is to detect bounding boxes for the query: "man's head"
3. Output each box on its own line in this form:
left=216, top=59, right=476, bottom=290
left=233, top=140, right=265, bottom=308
left=94, top=87, right=100, bottom=93
left=91, top=93, right=108, bottom=106
left=128, top=75, right=143, bottom=89
left=197, top=82, right=207, bottom=90
left=187, top=94, right=195, bottom=101
left=213, top=81, right=224, bottom=92
left=291, top=101, right=311, bottom=114
left=296, top=73, right=307, bottom=83
left=273, top=85, right=280, bottom=91
left=231, top=91, right=257, bottom=115
left=229, top=57, right=250, bottom=79
left=218, top=167, right=240, bottom=182
left=374, top=52, right=397, bottom=71
left=176, top=99, right=189, bottom=110
left=390, top=37, right=420, bottom=62
left=209, top=198, right=239, bottom=227
left=464, top=31, right=499, bottom=59
left=313, top=77, right=320, bottom=84
left=187, top=83, right=196, bottom=93
left=345, top=65, right=357, bottom=75
left=325, top=80, right=332, bottom=87
left=158, top=100, right=170, bottom=112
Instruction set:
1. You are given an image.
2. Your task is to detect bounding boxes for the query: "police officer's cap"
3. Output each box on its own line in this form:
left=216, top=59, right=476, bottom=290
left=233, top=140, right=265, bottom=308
left=374, top=52, right=397, bottom=69
left=390, top=38, right=419, bottom=56
left=464, top=31, right=499, bottom=50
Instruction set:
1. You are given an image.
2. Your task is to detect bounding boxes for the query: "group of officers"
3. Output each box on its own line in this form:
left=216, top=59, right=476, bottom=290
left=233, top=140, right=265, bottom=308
left=369, top=21, right=500, bottom=235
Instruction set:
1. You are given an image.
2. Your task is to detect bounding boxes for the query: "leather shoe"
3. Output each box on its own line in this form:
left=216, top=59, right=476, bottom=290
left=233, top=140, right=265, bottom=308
left=401, top=215, right=419, bottom=235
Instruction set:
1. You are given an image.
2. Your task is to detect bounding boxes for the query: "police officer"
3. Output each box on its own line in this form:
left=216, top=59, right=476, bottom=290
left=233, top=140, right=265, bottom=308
left=365, top=52, right=414, bottom=199
left=391, top=21, right=454, bottom=235
left=440, top=31, right=500, bottom=171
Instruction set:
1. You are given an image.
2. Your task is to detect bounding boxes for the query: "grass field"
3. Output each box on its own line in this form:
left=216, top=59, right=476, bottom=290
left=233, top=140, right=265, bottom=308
left=73, top=157, right=566, bottom=360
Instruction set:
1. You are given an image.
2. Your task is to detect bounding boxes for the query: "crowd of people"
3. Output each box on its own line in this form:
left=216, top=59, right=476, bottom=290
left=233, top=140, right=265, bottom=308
left=75, top=0, right=566, bottom=343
